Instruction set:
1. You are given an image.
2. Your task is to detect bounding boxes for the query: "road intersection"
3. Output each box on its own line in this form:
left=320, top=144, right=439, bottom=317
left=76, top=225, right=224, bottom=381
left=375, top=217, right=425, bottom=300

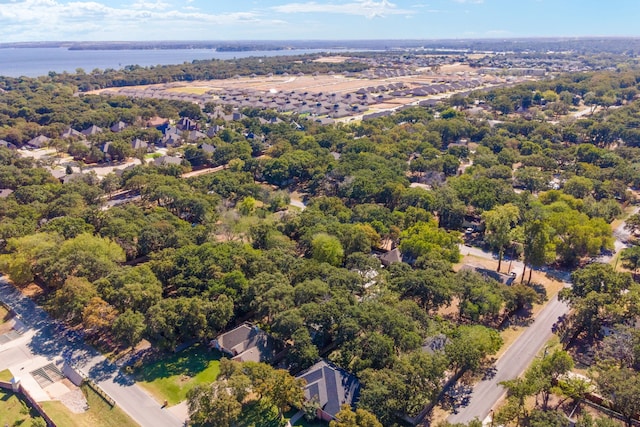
left=448, top=211, right=634, bottom=425
left=0, top=278, right=185, bottom=427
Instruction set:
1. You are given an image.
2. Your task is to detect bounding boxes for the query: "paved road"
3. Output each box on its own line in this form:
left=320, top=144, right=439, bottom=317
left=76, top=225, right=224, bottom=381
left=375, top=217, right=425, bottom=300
left=0, top=279, right=184, bottom=427
left=449, top=208, right=637, bottom=424
left=449, top=245, right=571, bottom=424
left=447, top=293, right=569, bottom=424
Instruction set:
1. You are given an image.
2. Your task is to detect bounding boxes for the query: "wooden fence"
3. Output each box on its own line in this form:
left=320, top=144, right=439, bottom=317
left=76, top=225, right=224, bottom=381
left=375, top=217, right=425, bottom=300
left=83, top=377, right=116, bottom=407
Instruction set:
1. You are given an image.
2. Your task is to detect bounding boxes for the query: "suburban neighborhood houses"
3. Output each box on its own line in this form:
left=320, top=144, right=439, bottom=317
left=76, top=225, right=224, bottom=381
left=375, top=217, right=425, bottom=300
left=1, top=40, right=640, bottom=427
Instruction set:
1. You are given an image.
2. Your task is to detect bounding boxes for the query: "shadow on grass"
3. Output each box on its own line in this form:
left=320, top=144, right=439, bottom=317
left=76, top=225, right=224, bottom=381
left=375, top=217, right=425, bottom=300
left=237, top=399, right=285, bottom=427
left=134, top=344, right=222, bottom=382
left=531, top=282, right=548, bottom=301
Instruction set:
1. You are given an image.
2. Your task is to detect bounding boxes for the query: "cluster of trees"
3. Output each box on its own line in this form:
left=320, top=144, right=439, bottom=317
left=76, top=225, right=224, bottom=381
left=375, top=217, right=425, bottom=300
left=479, top=262, right=640, bottom=427
left=0, top=54, right=368, bottom=92
left=187, top=359, right=306, bottom=426
left=1, top=54, right=640, bottom=425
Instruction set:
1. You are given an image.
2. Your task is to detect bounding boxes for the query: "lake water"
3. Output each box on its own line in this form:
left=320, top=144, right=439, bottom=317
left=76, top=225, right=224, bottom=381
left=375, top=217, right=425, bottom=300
left=0, top=47, right=334, bottom=78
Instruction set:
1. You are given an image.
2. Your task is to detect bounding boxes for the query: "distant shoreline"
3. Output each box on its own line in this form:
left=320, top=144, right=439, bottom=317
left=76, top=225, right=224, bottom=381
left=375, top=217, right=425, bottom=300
left=2, top=37, right=640, bottom=54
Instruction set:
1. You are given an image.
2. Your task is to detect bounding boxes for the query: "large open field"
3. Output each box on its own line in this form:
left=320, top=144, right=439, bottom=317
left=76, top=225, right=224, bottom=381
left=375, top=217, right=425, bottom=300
left=99, top=72, right=485, bottom=97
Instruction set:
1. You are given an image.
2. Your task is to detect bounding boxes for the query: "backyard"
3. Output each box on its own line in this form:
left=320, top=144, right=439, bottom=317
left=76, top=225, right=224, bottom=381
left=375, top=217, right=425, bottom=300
left=40, top=383, right=138, bottom=427
left=0, top=388, right=45, bottom=427
left=134, top=344, right=222, bottom=405
left=0, top=303, right=10, bottom=323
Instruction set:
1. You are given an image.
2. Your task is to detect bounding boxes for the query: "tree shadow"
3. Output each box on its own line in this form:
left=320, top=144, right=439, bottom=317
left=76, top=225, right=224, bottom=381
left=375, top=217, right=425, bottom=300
left=88, top=359, right=118, bottom=382
left=134, top=344, right=221, bottom=382
left=482, top=365, right=498, bottom=381
left=530, top=282, right=548, bottom=301
left=27, top=323, right=96, bottom=368
left=113, top=370, right=136, bottom=386
left=238, top=399, right=284, bottom=427
left=441, top=383, right=474, bottom=413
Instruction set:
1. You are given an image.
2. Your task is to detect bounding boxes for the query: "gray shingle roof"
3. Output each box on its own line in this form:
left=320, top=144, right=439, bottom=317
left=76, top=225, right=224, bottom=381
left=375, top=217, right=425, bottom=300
left=154, top=155, right=183, bottom=166
left=61, top=128, right=83, bottom=139
left=81, top=125, right=103, bottom=136
left=211, top=324, right=278, bottom=363
left=26, top=135, right=50, bottom=148
left=297, top=360, right=360, bottom=419
left=110, top=121, right=127, bottom=132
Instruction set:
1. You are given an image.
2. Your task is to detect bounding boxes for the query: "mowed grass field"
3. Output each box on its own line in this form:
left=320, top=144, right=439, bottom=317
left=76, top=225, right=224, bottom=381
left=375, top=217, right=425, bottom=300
left=0, top=388, right=44, bottom=427
left=41, top=384, right=137, bottom=427
left=0, top=304, right=10, bottom=324
left=135, top=344, right=222, bottom=405
left=165, top=86, right=212, bottom=94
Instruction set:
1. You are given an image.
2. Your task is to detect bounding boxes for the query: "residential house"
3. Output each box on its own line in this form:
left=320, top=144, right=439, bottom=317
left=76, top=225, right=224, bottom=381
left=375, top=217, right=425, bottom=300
left=460, top=264, right=517, bottom=285
left=160, top=133, right=183, bottom=147
left=164, top=125, right=182, bottom=136
left=100, top=141, right=112, bottom=154
left=177, top=117, right=198, bottom=131
left=60, top=127, right=83, bottom=139
left=186, top=130, right=207, bottom=142
left=26, top=135, right=50, bottom=149
left=378, top=247, right=404, bottom=267
left=206, top=124, right=224, bottom=138
left=296, top=360, right=361, bottom=422
left=47, top=168, right=67, bottom=181
left=146, top=116, right=169, bottom=128
left=131, top=138, right=149, bottom=151
left=0, top=140, right=17, bottom=150
left=81, top=125, right=103, bottom=136
left=210, top=323, right=279, bottom=363
left=200, top=143, right=216, bottom=154
left=153, top=155, right=183, bottom=167
left=231, top=112, right=247, bottom=121
left=110, top=121, right=127, bottom=133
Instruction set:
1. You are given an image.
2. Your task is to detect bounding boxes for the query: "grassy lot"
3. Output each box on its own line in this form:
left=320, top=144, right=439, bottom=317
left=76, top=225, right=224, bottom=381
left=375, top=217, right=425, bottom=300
left=41, top=384, right=137, bottom=427
left=0, top=388, right=44, bottom=427
left=0, top=303, right=10, bottom=325
left=284, top=408, right=329, bottom=427
left=293, top=418, right=329, bottom=427
left=237, top=400, right=284, bottom=427
left=0, top=368, right=14, bottom=382
left=135, top=344, right=222, bottom=405
left=165, top=86, right=211, bottom=95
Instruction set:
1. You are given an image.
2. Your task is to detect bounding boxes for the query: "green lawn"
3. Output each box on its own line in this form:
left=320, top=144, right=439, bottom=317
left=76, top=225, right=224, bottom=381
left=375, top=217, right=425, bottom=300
left=293, top=419, right=329, bottom=427
left=41, top=383, right=137, bottom=427
left=285, top=408, right=329, bottom=427
left=0, top=388, right=46, bottom=427
left=0, top=368, right=14, bottom=382
left=135, top=344, right=222, bottom=405
left=0, top=304, right=11, bottom=325
left=237, top=399, right=284, bottom=427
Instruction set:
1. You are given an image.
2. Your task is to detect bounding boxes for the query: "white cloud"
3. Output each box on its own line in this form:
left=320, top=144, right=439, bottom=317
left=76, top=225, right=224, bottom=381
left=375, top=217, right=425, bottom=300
left=0, top=0, right=281, bottom=41
left=272, top=0, right=413, bottom=19
left=486, top=29, right=510, bottom=35
left=451, top=0, right=483, bottom=3
left=130, top=0, right=171, bottom=10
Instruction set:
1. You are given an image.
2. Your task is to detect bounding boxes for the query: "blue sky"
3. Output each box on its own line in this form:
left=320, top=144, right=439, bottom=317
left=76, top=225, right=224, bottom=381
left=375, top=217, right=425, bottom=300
left=0, top=0, right=639, bottom=42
